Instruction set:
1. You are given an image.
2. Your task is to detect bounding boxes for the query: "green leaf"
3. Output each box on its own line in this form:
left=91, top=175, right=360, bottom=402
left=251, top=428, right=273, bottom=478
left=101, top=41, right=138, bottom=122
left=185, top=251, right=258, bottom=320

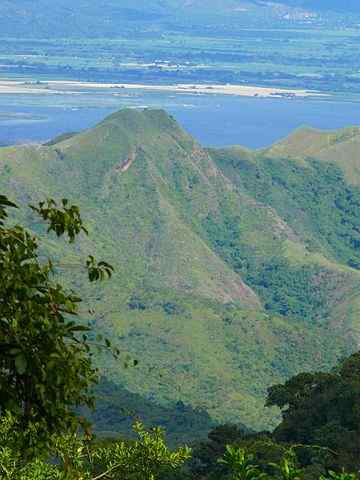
left=69, top=325, right=91, bottom=332
left=15, top=354, right=27, bottom=375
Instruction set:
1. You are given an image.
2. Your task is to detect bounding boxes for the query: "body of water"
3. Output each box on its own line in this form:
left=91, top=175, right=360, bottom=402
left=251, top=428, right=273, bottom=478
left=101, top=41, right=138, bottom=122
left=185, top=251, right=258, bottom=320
left=0, top=86, right=359, bottom=149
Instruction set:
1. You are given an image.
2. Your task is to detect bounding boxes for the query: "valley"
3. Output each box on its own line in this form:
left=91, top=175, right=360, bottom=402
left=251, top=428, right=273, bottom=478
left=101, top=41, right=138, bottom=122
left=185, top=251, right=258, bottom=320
left=2, top=2, right=360, bottom=477
left=1, top=108, right=359, bottom=439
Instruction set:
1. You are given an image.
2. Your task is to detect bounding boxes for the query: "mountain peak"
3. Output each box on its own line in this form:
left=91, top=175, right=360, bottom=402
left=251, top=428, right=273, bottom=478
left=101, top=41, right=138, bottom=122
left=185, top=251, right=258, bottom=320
left=99, top=108, right=183, bottom=134
left=51, top=108, right=192, bottom=151
left=2, top=108, right=360, bottom=432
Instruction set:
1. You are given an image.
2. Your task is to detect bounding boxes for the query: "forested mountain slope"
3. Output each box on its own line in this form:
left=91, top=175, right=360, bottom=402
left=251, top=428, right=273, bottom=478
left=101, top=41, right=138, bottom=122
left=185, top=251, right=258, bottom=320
left=1, top=109, right=359, bottom=436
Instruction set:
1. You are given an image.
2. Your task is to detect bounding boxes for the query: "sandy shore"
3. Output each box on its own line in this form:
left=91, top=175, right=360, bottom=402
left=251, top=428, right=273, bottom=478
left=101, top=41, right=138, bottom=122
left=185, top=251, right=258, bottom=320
left=0, top=81, right=62, bottom=95
left=0, top=79, right=326, bottom=98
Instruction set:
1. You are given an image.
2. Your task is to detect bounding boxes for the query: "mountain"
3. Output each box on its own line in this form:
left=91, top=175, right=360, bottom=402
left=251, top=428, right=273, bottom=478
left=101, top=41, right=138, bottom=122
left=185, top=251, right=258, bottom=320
left=1, top=108, right=360, bottom=437
left=0, top=0, right=353, bottom=38
left=265, top=125, right=360, bottom=186
left=0, top=0, right=171, bottom=37
left=279, top=1, right=360, bottom=13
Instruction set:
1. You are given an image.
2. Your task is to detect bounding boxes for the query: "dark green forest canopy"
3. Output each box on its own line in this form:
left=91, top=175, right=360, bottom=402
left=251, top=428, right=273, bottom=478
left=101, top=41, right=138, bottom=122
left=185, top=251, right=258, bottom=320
left=184, top=352, right=360, bottom=479
left=267, top=351, right=360, bottom=469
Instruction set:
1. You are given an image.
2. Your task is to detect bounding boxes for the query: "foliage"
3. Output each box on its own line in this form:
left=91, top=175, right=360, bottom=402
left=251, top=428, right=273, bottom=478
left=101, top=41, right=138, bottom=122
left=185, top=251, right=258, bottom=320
left=210, top=148, right=360, bottom=320
left=30, top=198, right=89, bottom=242
left=188, top=424, right=251, bottom=478
left=0, top=195, right=114, bottom=453
left=1, top=411, right=357, bottom=480
left=88, top=378, right=215, bottom=447
left=188, top=429, right=359, bottom=480
left=217, top=445, right=359, bottom=480
left=266, top=352, right=360, bottom=470
left=320, top=471, right=359, bottom=480
left=186, top=349, right=360, bottom=478
left=219, top=446, right=266, bottom=480
left=90, top=421, right=191, bottom=480
left=0, top=414, right=190, bottom=480
left=212, top=150, right=360, bottom=271
left=1, top=108, right=359, bottom=433
left=269, top=453, right=302, bottom=480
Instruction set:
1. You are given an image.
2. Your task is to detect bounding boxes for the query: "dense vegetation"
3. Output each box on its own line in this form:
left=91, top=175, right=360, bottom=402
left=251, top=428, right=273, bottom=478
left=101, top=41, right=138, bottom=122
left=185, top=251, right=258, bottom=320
left=210, top=147, right=360, bottom=320
left=170, top=352, right=360, bottom=479
left=1, top=109, right=359, bottom=434
left=0, top=192, right=359, bottom=479
left=268, top=351, right=360, bottom=471
left=0, top=195, right=117, bottom=452
left=0, top=193, right=192, bottom=479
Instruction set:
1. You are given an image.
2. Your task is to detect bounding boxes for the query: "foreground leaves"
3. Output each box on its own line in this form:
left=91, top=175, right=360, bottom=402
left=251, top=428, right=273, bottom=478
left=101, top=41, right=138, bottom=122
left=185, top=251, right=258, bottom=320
left=0, top=196, right=114, bottom=454
left=0, top=414, right=191, bottom=480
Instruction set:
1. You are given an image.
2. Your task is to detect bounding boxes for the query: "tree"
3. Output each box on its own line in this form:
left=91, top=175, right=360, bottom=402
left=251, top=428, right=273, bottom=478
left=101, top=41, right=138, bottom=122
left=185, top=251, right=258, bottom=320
left=0, top=195, right=114, bottom=453
left=219, top=445, right=266, bottom=480
left=0, top=414, right=191, bottom=479
left=188, top=424, right=252, bottom=478
left=218, top=444, right=359, bottom=480
left=266, top=352, right=360, bottom=470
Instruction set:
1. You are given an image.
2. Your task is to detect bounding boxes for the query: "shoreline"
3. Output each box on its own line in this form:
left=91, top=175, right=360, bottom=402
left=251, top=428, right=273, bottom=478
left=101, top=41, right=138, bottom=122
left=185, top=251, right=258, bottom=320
left=0, top=79, right=327, bottom=99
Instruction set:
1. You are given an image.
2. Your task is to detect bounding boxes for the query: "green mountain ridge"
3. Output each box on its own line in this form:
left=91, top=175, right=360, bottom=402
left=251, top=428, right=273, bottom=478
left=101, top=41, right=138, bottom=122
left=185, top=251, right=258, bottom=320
left=265, top=125, right=360, bottom=186
left=1, top=108, right=360, bottom=439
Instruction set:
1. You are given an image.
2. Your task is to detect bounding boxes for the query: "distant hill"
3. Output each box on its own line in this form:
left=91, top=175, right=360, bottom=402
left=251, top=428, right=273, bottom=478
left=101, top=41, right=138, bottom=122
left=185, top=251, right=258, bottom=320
left=1, top=108, right=360, bottom=435
left=1, top=0, right=357, bottom=38
left=265, top=125, right=360, bottom=185
left=0, top=0, right=168, bottom=37
left=279, top=1, right=360, bottom=13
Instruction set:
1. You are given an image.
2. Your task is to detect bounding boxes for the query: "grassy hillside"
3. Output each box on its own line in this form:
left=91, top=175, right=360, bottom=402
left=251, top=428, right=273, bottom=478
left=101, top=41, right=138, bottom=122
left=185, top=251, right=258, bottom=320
left=265, top=126, right=360, bottom=186
left=1, top=109, right=359, bottom=438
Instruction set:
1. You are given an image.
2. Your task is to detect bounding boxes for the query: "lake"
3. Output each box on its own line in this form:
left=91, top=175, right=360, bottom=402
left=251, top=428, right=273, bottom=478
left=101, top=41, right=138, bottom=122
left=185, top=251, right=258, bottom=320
left=0, top=85, right=360, bottom=149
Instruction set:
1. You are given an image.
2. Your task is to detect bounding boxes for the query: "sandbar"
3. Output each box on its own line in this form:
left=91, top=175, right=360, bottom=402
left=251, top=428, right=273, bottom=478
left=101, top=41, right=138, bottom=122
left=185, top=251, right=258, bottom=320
left=0, top=79, right=326, bottom=98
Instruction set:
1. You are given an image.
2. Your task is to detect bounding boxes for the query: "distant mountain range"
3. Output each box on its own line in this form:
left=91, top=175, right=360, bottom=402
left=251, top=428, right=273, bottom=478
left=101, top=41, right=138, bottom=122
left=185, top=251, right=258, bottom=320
left=0, top=0, right=358, bottom=38
left=279, top=0, right=360, bottom=13
left=1, top=108, right=359, bottom=436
